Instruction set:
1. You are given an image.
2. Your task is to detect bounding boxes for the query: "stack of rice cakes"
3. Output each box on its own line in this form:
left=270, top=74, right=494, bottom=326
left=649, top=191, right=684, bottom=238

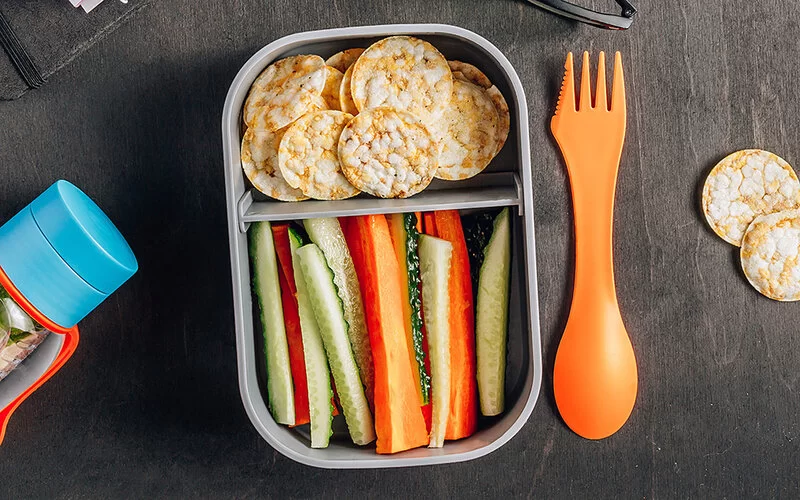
left=240, top=36, right=510, bottom=201
left=702, top=149, right=800, bottom=301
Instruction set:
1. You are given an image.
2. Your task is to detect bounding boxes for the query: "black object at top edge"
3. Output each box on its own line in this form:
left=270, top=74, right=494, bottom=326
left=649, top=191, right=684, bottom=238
left=526, top=0, right=637, bottom=30
left=0, top=11, right=45, bottom=89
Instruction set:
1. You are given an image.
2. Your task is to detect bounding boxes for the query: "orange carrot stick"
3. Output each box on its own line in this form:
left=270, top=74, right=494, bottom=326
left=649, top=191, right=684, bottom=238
left=433, top=211, right=478, bottom=440
left=423, top=212, right=437, bottom=237
left=344, top=215, right=429, bottom=454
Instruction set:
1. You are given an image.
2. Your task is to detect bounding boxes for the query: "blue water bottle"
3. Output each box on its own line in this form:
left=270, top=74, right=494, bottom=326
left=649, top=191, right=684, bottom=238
left=0, top=180, right=137, bottom=443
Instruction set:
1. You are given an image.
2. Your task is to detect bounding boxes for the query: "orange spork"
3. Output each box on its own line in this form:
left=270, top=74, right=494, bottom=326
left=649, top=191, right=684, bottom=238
left=550, top=51, right=637, bottom=439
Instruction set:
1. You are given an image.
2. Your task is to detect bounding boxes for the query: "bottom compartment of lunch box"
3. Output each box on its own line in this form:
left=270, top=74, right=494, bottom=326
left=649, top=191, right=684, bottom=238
left=235, top=205, right=537, bottom=467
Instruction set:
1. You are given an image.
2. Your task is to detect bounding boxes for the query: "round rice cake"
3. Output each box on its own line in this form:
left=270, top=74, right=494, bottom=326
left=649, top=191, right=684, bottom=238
left=448, top=60, right=492, bottom=88
left=485, top=85, right=510, bottom=155
left=350, top=36, right=452, bottom=123
left=435, top=80, right=500, bottom=181
left=338, top=107, right=438, bottom=198
left=339, top=64, right=359, bottom=115
left=278, top=110, right=359, bottom=200
left=243, top=55, right=328, bottom=131
left=241, top=128, right=308, bottom=201
left=448, top=60, right=510, bottom=156
left=740, top=208, right=800, bottom=301
left=321, top=66, right=344, bottom=110
left=703, top=149, right=800, bottom=246
left=325, top=48, right=365, bottom=73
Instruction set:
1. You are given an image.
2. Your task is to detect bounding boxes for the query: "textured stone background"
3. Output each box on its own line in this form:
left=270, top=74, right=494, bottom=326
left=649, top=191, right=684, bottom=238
left=1, top=1, right=798, bottom=497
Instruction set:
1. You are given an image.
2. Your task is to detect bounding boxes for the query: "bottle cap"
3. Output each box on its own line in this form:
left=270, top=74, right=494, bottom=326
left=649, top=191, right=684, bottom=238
left=0, top=180, right=137, bottom=328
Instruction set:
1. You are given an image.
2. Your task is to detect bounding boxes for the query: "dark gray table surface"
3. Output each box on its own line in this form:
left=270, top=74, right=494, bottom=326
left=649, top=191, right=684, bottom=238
left=1, top=0, right=799, bottom=497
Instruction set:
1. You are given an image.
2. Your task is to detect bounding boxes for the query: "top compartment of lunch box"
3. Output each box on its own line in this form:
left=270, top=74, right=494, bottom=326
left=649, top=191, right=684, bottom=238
left=226, top=30, right=525, bottom=229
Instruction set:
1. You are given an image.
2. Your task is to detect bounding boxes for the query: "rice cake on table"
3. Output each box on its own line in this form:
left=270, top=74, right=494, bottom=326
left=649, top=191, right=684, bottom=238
left=740, top=208, right=800, bottom=301
left=702, top=149, right=800, bottom=246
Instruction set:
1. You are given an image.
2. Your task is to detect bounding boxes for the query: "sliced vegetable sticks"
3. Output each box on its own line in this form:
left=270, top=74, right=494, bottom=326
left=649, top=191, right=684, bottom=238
left=416, top=210, right=434, bottom=432
left=304, top=218, right=375, bottom=408
left=288, top=228, right=333, bottom=447
left=387, top=213, right=430, bottom=406
left=296, top=243, right=376, bottom=445
left=248, top=221, right=295, bottom=425
left=272, top=225, right=311, bottom=427
left=247, top=207, right=511, bottom=453
left=476, top=208, right=511, bottom=416
left=344, top=215, right=428, bottom=454
left=432, top=211, right=478, bottom=440
left=419, top=234, right=453, bottom=448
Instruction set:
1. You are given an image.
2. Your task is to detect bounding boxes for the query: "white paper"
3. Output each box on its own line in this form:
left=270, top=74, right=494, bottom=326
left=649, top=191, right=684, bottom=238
left=69, top=0, right=82, bottom=6
left=80, top=0, right=105, bottom=13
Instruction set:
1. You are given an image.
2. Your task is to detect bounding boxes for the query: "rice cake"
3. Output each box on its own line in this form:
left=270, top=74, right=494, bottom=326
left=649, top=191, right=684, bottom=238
left=485, top=85, right=510, bottom=155
left=241, top=128, right=308, bottom=201
left=435, top=80, right=500, bottom=181
left=448, top=60, right=510, bottom=156
left=326, top=48, right=365, bottom=73
left=321, top=66, right=344, bottom=111
left=703, top=149, right=800, bottom=246
left=339, top=64, right=359, bottom=115
left=448, top=60, right=492, bottom=89
left=338, top=107, right=438, bottom=198
left=243, top=55, right=328, bottom=131
left=740, top=209, right=800, bottom=301
left=350, top=36, right=452, bottom=124
left=278, top=110, right=359, bottom=200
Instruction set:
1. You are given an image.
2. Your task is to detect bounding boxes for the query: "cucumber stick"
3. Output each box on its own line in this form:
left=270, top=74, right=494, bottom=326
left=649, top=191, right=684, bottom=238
left=303, top=218, right=374, bottom=399
left=418, top=234, right=453, bottom=448
left=288, top=229, right=333, bottom=448
left=248, top=221, right=295, bottom=425
left=476, top=208, right=511, bottom=416
left=296, top=243, right=376, bottom=445
left=387, top=213, right=430, bottom=405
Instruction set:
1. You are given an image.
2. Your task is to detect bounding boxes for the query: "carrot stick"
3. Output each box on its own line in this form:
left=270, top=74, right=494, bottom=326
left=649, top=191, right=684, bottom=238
left=433, top=211, right=478, bottom=440
left=423, top=212, right=437, bottom=237
left=344, top=215, right=428, bottom=454
left=272, top=225, right=310, bottom=426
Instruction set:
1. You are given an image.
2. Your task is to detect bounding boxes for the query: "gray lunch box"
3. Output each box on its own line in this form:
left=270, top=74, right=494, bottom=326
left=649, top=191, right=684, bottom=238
left=222, top=23, right=542, bottom=468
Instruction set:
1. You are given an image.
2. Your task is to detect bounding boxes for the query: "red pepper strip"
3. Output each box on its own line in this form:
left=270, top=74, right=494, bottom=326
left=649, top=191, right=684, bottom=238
left=272, top=224, right=310, bottom=426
